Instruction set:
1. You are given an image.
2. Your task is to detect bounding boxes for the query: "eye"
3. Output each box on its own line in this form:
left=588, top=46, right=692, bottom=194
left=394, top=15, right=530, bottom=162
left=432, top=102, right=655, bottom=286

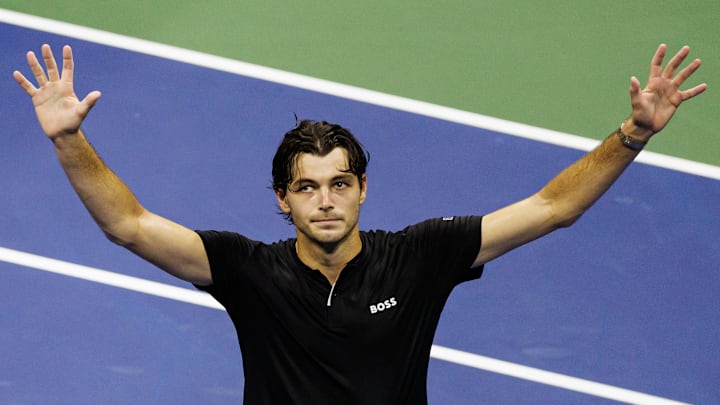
left=290, top=183, right=314, bottom=193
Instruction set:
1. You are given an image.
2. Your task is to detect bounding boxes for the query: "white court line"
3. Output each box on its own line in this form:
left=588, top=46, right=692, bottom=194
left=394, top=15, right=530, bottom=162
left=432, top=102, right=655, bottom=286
left=0, top=246, right=689, bottom=405
left=1, top=8, right=719, bottom=181
left=431, top=345, right=689, bottom=405
left=0, top=246, right=221, bottom=310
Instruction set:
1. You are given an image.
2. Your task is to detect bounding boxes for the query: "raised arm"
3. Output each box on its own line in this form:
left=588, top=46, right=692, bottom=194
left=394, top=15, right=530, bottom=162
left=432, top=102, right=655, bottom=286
left=474, top=44, right=707, bottom=267
left=14, top=44, right=212, bottom=285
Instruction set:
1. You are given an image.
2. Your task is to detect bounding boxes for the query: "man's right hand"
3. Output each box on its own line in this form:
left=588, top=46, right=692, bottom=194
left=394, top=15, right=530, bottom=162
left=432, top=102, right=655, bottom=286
left=13, top=44, right=101, bottom=140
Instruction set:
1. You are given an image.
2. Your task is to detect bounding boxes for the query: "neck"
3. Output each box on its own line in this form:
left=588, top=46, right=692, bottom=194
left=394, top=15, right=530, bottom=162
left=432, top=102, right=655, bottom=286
left=295, top=232, right=362, bottom=284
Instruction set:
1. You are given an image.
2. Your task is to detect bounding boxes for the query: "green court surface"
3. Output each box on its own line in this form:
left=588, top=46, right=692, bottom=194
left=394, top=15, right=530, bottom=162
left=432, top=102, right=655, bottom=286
left=2, top=1, right=717, bottom=166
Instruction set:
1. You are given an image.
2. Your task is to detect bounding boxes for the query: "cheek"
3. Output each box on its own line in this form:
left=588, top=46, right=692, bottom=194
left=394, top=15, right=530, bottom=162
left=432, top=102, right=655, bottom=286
left=283, top=195, right=312, bottom=216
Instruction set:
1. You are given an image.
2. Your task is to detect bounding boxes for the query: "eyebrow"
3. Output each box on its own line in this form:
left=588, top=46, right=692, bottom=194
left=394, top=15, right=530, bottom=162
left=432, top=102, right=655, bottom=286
left=291, top=173, right=355, bottom=187
left=331, top=173, right=356, bottom=182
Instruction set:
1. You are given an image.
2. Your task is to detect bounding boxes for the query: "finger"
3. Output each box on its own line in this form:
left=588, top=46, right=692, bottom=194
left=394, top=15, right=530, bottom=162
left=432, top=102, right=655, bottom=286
left=78, top=90, right=102, bottom=117
left=662, top=45, right=690, bottom=79
left=672, top=58, right=701, bottom=87
left=12, top=70, right=38, bottom=96
left=42, top=44, right=61, bottom=82
left=628, top=76, right=641, bottom=98
left=628, top=76, right=643, bottom=109
left=26, top=50, right=48, bottom=87
left=61, top=45, right=74, bottom=83
left=80, top=91, right=102, bottom=109
left=648, top=43, right=666, bottom=78
left=680, top=83, right=708, bottom=102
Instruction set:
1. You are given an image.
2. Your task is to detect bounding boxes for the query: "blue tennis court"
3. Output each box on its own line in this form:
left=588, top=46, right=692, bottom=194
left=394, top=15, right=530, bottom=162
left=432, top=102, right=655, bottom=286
left=1, top=16, right=718, bottom=404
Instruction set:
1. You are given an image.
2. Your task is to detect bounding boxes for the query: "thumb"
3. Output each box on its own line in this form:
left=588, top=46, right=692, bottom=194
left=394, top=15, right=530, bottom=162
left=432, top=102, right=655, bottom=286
left=628, top=76, right=641, bottom=100
left=78, top=90, right=102, bottom=116
left=628, top=76, right=645, bottom=112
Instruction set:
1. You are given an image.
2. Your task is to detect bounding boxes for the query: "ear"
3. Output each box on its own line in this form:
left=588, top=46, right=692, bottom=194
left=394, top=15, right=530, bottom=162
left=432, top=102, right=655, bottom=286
left=359, top=174, right=368, bottom=205
left=275, top=188, right=291, bottom=214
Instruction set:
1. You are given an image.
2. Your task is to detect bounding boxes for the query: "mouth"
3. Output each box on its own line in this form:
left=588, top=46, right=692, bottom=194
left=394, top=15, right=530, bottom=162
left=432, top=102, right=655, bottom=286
left=311, top=217, right=341, bottom=225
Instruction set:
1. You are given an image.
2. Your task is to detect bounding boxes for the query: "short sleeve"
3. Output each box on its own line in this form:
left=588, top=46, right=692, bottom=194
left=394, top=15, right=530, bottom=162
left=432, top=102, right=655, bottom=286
left=193, top=230, right=259, bottom=294
left=402, top=216, right=483, bottom=284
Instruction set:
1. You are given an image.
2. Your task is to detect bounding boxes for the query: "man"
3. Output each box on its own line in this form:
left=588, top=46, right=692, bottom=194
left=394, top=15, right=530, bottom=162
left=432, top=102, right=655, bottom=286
left=14, top=43, right=705, bottom=403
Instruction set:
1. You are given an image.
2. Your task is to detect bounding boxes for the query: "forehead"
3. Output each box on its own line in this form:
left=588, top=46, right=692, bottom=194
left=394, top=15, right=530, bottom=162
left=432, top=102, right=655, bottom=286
left=292, top=148, right=350, bottom=180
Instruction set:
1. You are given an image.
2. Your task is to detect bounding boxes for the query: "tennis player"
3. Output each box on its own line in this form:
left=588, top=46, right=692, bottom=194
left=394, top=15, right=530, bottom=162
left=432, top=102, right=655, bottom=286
left=14, top=43, right=705, bottom=403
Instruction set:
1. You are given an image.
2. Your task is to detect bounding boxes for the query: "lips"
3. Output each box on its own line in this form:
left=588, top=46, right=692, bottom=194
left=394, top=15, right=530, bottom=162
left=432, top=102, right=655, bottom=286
left=311, top=217, right=341, bottom=225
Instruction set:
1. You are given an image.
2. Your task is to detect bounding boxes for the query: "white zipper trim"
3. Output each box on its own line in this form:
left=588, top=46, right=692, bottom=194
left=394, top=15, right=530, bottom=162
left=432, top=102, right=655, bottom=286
left=326, top=282, right=336, bottom=307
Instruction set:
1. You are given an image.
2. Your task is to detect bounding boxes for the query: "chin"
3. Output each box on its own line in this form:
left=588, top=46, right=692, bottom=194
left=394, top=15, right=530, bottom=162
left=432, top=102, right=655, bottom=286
left=306, top=228, right=352, bottom=245
left=313, top=232, right=347, bottom=245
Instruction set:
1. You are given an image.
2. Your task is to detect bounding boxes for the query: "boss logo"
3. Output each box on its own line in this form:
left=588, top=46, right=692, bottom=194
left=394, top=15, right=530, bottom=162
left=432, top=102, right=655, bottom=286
left=369, top=297, right=398, bottom=314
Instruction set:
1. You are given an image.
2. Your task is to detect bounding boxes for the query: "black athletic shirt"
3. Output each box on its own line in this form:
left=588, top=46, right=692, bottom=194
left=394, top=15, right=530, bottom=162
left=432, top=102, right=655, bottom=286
left=196, top=216, right=483, bottom=404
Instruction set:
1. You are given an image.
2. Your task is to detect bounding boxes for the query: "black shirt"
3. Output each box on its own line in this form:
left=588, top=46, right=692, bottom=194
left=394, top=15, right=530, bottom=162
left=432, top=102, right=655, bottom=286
left=196, top=216, right=483, bottom=404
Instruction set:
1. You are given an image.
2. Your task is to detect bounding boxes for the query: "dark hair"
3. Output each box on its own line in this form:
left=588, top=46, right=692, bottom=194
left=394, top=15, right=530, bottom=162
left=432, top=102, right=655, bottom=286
left=272, top=120, right=370, bottom=222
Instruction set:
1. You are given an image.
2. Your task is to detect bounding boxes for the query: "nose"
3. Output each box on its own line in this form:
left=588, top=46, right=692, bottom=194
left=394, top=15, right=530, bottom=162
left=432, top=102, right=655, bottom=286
left=318, top=187, right=333, bottom=210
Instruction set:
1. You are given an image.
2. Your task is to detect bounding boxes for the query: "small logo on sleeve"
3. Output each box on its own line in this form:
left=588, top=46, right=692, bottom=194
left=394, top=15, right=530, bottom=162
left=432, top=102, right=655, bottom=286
left=442, top=216, right=455, bottom=221
left=369, top=297, right=398, bottom=314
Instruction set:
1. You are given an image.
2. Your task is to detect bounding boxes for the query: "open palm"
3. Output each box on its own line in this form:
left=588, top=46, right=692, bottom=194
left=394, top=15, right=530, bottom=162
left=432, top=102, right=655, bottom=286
left=13, top=44, right=101, bottom=140
left=630, top=44, right=706, bottom=135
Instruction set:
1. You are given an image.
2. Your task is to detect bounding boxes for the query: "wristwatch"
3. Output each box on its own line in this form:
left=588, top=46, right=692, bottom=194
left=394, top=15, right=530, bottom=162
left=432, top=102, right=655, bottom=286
left=615, top=125, right=647, bottom=151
